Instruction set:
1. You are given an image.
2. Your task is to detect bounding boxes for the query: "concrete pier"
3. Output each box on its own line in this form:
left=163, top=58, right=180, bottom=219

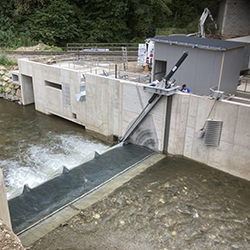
left=0, top=168, right=12, bottom=230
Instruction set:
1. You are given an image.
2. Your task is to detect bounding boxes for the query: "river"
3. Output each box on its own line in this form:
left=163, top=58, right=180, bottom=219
left=1, top=98, right=250, bottom=249
left=30, top=156, right=250, bottom=250
left=0, top=99, right=110, bottom=199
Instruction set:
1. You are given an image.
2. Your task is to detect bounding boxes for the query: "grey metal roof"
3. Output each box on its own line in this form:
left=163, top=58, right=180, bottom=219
left=150, top=35, right=249, bottom=51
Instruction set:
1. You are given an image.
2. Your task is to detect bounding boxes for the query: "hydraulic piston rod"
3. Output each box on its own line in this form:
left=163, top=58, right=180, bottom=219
left=148, top=51, right=189, bottom=104
left=119, top=51, right=189, bottom=143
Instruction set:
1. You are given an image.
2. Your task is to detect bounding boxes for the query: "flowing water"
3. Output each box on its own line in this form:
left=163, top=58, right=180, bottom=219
left=0, top=99, right=110, bottom=199
left=30, top=157, right=250, bottom=250
left=1, top=98, right=250, bottom=249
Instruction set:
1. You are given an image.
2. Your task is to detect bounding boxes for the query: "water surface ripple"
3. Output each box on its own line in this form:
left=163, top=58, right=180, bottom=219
left=31, top=156, right=250, bottom=249
left=0, top=99, right=110, bottom=199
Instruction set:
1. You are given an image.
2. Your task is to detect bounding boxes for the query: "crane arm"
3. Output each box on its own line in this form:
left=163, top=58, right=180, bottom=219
left=198, top=8, right=217, bottom=38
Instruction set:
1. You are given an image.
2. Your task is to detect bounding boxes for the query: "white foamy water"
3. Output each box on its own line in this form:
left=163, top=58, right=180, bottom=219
left=1, top=132, right=110, bottom=199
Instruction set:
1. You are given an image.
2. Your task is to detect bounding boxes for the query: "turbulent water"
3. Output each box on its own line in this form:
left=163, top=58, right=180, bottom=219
left=30, top=156, right=250, bottom=250
left=2, top=99, right=250, bottom=250
left=0, top=99, right=110, bottom=199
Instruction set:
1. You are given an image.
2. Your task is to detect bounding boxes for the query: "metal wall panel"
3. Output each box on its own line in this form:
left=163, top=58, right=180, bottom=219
left=220, top=47, right=245, bottom=95
left=153, top=41, right=243, bottom=96
left=204, top=120, right=223, bottom=146
left=154, top=42, right=223, bottom=95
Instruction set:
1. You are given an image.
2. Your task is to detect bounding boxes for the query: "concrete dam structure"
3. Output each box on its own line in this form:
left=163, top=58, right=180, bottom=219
left=9, top=144, right=155, bottom=234
left=4, top=51, right=248, bottom=244
left=6, top=54, right=187, bottom=238
left=18, top=56, right=250, bottom=180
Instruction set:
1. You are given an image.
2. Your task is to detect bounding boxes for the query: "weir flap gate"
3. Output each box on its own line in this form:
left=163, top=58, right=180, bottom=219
left=119, top=51, right=189, bottom=144
left=9, top=144, right=155, bottom=234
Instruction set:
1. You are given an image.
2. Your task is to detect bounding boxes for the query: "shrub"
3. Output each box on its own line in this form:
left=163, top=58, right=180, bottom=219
left=0, top=86, right=5, bottom=93
left=0, top=52, right=18, bottom=66
left=50, top=45, right=63, bottom=52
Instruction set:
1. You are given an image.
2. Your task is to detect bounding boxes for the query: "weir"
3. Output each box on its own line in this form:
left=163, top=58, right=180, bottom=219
left=9, top=144, right=155, bottom=234
left=9, top=51, right=189, bottom=235
left=8, top=41, right=250, bottom=247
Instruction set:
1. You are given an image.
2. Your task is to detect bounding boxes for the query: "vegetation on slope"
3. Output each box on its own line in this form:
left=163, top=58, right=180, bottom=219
left=0, top=0, right=219, bottom=48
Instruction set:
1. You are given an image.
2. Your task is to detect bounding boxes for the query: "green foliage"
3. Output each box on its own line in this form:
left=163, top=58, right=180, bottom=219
left=0, top=0, right=220, bottom=48
left=11, top=0, right=45, bottom=15
left=0, top=86, right=5, bottom=94
left=44, top=45, right=63, bottom=52
left=156, top=27, right=188, bottom=36
left=0, top=52, right=17, bottom=66
left=27, top=0, right=81, bottom=46
left=76, top=0, right=129, bottom=43
left=12, top=33, right=38, bottom=49
left=0, top=17, right=16, bottom=48
left=166, top=0, right=219, bottom=29
left=0, top=8, right=37, bottom=49
left=126, top=0, right=172, bottom=40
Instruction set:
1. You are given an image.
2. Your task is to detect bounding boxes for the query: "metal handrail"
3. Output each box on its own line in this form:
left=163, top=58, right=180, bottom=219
left=67, top=43, right=139, bottom=52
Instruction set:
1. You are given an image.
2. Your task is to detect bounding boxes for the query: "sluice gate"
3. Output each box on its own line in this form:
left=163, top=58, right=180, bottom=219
left=9, top=144, right=154, bottom=234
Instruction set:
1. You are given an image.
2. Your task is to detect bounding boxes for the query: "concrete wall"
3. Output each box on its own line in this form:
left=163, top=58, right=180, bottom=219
left=0, top=169, right=12, bottom=229
left=18, top=59, right=250, bottom=180
left=153, top=42, right=244, bottom=96
left=168, top=92, right=250, bottom=180
left=18, top=59, right=168, bottom=151
left=20, top=75, right=34, bottom=105
left=19, top=60, right=83, bottom=116
left=121, top=81, right=167, bottom=151
left=218, top=0, right=250, bottom=38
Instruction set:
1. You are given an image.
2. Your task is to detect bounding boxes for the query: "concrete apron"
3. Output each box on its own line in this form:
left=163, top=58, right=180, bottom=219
left=18, top=153, right=165, bottom=247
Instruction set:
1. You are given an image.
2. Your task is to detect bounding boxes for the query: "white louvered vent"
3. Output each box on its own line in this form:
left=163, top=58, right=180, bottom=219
left=204, top=120, right=223, bottom=146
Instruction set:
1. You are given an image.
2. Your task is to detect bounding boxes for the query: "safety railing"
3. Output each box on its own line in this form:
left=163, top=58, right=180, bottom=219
left=66, top=43, right=139, bottom=52
left=238, top=76, right=250, bottom=92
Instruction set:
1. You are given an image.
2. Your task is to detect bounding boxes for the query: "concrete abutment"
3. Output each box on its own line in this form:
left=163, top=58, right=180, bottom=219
left=18, top=58, right=250, bottom=181
left=0, top=169, right=12, bottom=230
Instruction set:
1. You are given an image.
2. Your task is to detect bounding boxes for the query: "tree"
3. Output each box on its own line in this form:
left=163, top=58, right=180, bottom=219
left=27, top=0, right=81, bottom=46
left=77, top=0, right=129, bottom=43
left=11, top=0, right=45, bottom=15
left=0, top=0, right=220, bottom=48
left=126, top=0, right=172, bottom=41
left=166, top=0, right=219, bottom=29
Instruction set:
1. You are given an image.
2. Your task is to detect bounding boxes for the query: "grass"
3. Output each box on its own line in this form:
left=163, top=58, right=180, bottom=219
left=0, top=52, right=17, bottom=66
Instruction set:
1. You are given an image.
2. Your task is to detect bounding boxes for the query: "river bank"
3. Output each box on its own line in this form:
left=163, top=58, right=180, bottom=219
left=0, top=219, right=24, bottom=250
left=29, top=156, right=250, bottom=250
left=0, top=65, right=21, bottom=103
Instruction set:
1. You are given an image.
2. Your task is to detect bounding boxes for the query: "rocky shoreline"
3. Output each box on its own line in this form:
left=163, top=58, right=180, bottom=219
left=0, top=220, right=24, bottom=250
left=0, top=66, right=22, bottom=104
